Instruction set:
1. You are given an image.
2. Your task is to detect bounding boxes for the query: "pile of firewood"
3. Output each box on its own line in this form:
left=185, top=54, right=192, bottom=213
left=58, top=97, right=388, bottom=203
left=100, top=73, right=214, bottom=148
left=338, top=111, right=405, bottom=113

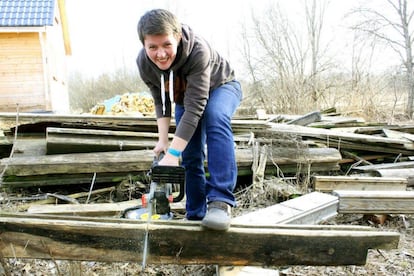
left=90, top=92, right=155, bottom=116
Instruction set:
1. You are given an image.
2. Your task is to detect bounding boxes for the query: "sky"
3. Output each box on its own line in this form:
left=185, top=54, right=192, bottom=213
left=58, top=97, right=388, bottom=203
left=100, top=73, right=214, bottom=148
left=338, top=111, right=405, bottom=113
left=65, top=0, right=257, bottom=76
left=65, top=0, right=397, bottom=78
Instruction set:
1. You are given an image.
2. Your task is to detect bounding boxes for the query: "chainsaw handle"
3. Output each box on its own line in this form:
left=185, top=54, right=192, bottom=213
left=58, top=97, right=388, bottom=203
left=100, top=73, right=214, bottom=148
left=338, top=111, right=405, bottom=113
left=173, top=178, right=185, bottom=203
left=150, top=165, right=186, bottom=203
left=152, top=152, right=165, bottom=167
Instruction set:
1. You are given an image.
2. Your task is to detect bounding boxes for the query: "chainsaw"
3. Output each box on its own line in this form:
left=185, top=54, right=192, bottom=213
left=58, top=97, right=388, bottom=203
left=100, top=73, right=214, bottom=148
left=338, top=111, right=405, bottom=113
left=121, top=153, right=185, bottom=220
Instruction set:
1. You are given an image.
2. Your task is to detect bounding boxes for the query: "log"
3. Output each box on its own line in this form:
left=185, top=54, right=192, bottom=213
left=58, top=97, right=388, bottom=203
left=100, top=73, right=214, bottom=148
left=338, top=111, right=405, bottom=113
left=0, top=212, right=400, bottom=266
left=333, top=190, right=414, bottom=214
left=313, top=176, right=407, bottom=192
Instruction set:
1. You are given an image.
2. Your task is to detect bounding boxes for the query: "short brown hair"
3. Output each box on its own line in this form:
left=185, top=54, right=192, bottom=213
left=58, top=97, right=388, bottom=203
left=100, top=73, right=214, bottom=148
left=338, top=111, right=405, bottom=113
left=137, top=9, right=182, bottom=44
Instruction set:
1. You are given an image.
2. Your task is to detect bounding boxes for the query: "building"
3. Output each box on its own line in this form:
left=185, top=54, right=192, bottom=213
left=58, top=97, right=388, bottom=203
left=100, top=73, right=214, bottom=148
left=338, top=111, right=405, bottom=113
left=0, top=0, right=71, bottom=113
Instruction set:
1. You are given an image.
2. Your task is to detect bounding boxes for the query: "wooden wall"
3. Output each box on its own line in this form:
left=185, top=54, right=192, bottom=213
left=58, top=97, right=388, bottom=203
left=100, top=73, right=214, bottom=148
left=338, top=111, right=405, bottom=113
left=45, top=2, right=70, bottom=113
left=0, top=1, right=70, bottom=113
left=0, top=32, right=46, bottom=112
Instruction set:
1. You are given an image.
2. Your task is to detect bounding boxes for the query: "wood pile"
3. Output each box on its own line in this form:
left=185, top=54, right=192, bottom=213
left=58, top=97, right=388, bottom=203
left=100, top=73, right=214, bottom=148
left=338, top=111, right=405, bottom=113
left=1, top=110, right=414, bottom=192
left=0, top=110, right=413, bottom=266
left=90, top=92, right=155, bottom=116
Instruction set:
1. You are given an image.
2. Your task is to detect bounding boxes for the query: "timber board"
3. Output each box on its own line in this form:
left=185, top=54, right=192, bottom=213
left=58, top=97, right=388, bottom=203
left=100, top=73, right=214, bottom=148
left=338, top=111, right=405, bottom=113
left=232, top=192, right=338, bottom=226
left=313, top=176, right=407, bottom=192
left=334, top=190, right=414, bottom=214
left=0, top=212, right=400, bottom=266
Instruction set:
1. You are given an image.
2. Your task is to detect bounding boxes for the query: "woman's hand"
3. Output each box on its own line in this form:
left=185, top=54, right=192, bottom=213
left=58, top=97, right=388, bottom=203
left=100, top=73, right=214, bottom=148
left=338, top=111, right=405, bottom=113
left=153, top=141, right=179, bottom=166
left=158, top=153, right=179, bottom=166
left=153, top=140, right=168, bottom=156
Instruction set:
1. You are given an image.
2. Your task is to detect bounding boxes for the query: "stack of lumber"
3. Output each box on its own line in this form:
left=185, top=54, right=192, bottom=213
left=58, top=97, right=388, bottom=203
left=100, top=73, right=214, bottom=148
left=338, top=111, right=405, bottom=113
left=1, top=111, right=413, bottom=268
left=1, top=110, right=414, bottom=197
left=0, top=112, right=343, bottom=189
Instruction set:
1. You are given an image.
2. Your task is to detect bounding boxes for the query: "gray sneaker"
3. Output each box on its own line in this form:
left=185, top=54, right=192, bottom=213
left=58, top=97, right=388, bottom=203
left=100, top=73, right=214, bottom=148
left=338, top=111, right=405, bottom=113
left=201, top=201, right=231, bottom=231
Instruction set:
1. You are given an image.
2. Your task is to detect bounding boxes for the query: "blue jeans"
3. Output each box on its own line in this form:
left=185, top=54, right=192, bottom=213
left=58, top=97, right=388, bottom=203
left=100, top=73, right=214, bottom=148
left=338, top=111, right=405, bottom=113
left=175, top=80, right=242, bottom=220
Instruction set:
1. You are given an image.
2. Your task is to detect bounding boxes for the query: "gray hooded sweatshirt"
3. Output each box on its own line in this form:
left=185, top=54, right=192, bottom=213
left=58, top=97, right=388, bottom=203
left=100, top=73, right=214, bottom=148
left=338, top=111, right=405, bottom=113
left=136, top=24, right=235, bottom=142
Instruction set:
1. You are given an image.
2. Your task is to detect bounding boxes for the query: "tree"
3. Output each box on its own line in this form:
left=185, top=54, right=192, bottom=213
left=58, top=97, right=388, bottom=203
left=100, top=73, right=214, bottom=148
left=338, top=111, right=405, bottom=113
left=350, top=0, right=414, bottom=118
left=305, top=0, right=328, bottom=103
left=239, top=1, right=332, bottom=114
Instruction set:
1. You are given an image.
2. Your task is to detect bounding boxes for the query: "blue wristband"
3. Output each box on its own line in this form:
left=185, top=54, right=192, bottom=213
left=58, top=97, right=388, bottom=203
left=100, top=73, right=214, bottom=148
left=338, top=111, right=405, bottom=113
left=167, top=148, right=181, bottom=157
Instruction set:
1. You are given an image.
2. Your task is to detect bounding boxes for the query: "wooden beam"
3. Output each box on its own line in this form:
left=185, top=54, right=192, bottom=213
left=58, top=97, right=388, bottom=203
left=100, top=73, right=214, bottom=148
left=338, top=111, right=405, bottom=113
left=0, top=112, right=269, bottom=134
left=0, top=213, right=400, bottom=266
left=313, top=176, right=407, bottom=192
left=228, top=192, right=338, bottom=274
left=333, top=190, right=414, bottom=214
left=286, top=111, right=321, bottom=126
left=232, top=192, right=338, bottom=226
left=352, top=161, right=414, bottom=172
left=375, top=169, right=414, bottom=187
left=27, top=200, right=139, bottom=217
left=27, top=200, right=186, bottom=217
left=268, top=123, right=414, bottom=151
left=46, top=127, right=163, bottom=154
left=1, top=147, right=341, bottom=178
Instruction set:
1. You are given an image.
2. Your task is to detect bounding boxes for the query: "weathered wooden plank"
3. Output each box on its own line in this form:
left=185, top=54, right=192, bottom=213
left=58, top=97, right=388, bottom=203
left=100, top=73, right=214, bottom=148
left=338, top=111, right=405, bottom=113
left=27, top=200, right=139, bottom=217
left=228, top=192, right=338, bottom=274
left=0, top=150, right=154, bottom=176
left=352, top=161, right=414, bottom=172
left=333, top=190, right=414, bottom=214
left=321, top=139, right=414, bottom=155
left=0, top=113, right=269, bottom=134
left=268, top=123, right=414, bottom=151
left=0, top=213, right=400, bottom=265
left=0, top=172, right=137, bottom=189
left=375, top=169, right=414, bottom=186
left=46, top=127, right=161, bottom=154
left=232, top=192, right=338, bottom=226
left=0, top=147, right=342, bottom=177
left=313, top=176, right=407, bottom=192
left=286, top=111, right=321, bottom=126
left=383, top=129, right=414, bottom=142
left=27, top=200, right=186, bottom=217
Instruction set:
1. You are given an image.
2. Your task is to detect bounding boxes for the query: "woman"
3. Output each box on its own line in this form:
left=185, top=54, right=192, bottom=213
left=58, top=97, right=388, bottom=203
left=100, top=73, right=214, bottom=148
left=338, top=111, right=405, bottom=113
left=136, top=9, right=242, bottom=231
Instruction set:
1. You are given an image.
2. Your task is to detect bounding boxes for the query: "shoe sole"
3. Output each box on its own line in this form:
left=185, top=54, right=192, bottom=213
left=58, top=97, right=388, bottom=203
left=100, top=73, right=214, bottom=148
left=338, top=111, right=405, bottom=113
left=201, top=220, right=230, bottom=231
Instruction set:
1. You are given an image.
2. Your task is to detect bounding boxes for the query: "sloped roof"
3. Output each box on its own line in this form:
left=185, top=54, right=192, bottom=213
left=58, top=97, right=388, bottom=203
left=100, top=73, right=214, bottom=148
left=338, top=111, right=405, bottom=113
left=0, top=0, right=56, bottom=27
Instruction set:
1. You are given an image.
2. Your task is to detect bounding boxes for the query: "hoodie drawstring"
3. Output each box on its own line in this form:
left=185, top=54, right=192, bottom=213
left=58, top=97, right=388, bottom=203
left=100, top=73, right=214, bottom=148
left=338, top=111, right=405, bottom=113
left=161, top=71, right=174, bottom=116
